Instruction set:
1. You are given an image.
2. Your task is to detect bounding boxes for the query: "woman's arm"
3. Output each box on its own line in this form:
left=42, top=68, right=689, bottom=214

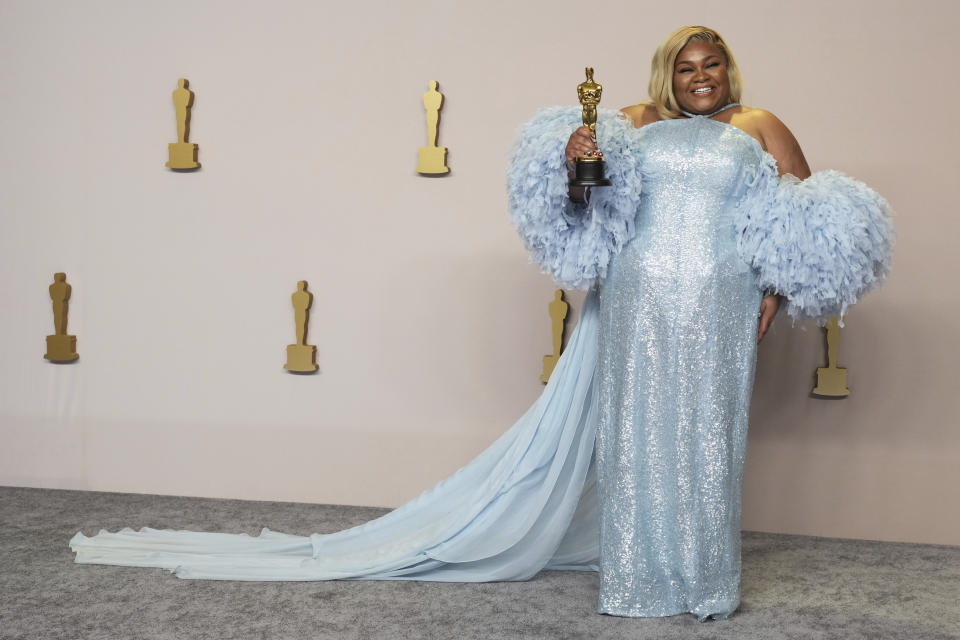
left=565, top=105, right=657, bottom=202
left=756, top=110, right=812, bottom=179
left=508, top=106, right=646, bottom=289
left=754, top=110, right=811, bottom=340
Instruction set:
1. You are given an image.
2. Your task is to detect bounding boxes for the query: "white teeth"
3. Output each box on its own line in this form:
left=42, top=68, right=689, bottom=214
left=693, top=87, right=713, bottom=94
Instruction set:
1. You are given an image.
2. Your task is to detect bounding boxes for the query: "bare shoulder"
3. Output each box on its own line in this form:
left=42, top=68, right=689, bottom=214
left=619, top=102, right=660, bottom=128
left=737, top=107, right=811, bottom=178
left=738, top=107, right=796, bottom=147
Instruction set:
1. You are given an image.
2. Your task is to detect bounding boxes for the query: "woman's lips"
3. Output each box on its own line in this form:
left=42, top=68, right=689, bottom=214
left=692, top=86, right=715, bottom=95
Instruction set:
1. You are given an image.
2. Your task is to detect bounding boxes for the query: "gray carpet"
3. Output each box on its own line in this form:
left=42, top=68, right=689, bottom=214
left=0, top=486, right=957, bottom=640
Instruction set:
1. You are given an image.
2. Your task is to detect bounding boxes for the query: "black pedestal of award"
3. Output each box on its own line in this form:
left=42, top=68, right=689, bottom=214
left=570, top=157, right=612, bottom=187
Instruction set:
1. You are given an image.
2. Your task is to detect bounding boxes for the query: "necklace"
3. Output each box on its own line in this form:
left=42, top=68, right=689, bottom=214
left=680, top=102, right=741, bottom=119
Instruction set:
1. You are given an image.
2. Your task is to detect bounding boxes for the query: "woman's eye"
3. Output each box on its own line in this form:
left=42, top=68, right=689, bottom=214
left=707, top=62, right=719, bottom=68
left=677, top=68, right=692, bottom=73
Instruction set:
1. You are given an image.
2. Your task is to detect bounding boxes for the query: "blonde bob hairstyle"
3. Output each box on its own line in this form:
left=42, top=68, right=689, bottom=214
left=648, top=26, right=743, bottom=120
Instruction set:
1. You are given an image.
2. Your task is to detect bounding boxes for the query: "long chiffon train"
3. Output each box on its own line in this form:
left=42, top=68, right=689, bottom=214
left=71, top=292, right=602, bottom=582
left=72, top=106, right=893, bottom=623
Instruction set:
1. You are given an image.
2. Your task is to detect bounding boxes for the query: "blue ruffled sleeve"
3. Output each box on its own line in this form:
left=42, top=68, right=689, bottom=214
left=736, top=152, right=895, bottom=323
left=506, top=107, right=644, bottom=290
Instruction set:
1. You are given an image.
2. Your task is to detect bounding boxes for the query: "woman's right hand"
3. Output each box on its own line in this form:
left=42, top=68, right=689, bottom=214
left=565, top=126, right=599, bottom=166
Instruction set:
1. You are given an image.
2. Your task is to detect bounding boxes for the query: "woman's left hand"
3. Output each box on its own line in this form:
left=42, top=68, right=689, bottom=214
left=758, top=294, right=780, bottom=343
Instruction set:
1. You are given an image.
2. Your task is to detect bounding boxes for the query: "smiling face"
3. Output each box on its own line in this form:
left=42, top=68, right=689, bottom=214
left=672, top=40, right=732, bottom=115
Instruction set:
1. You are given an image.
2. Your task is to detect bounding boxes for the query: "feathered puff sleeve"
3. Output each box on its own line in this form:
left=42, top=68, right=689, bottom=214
left=506, top=107, right=644, bottom=290
left=736, top=151, right=895, bottom=323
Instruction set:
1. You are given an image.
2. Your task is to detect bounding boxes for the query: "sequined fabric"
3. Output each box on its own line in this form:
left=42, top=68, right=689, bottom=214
left=596, top=115, right=763, bottom=621
left=68, top=104, right=892, bottom=627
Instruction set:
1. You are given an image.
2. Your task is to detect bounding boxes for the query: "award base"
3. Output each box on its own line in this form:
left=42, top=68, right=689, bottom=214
left=166, top=143, right=200, bottom=170
left=570, top=157, right=611, bottom=187
left=540, top=354, right=558, bottom=383
left=45, top=334, right=78, bottom=362
left=285, top=344, right=318, bottom=373
left=812, top=366, right=850, bottom=397
left=416, top=146, right=449, bottom=174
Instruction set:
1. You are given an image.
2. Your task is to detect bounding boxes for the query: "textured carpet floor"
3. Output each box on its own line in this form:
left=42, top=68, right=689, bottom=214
left=0, top=486, right=957, bottom=640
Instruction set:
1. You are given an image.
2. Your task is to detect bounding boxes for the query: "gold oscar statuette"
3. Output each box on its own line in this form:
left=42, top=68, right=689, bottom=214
left=570, top=67, right=611, bottom=188
left=284, top=280, right=319, bottom=373
left=166, top=78, right=200, bottom=170
left=540, top=289, right=569, bottom=383
left=44, top=273, right=79, bottom=363
left=812, top=316, right=850, bottom=397
left=416, top=80, right=450, bottom=175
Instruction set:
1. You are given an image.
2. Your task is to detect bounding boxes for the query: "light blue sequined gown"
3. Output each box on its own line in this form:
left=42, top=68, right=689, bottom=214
left=595, top=105, right=762, bottom=619
left=70, top=103, right=892, bottom=625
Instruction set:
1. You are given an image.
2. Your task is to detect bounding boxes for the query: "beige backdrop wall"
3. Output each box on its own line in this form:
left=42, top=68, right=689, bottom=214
left=1, top=0, right=956, bottom=546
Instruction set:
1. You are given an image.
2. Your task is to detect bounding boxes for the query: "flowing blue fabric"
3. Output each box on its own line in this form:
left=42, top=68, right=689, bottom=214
left=504, top=106, right=891, bottom=620
left=736, top=160, right=895, bottom=321
left=71, top=105, right=893, bottom=623
left=508, top=106, right=894, bottom=322
left=71, top=292, right=602, bottom=581
left=507, top=108, right=644, bottom=289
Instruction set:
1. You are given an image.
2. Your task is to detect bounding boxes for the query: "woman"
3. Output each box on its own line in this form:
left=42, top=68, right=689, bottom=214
left=507, top=25, right=891, bottom=619
left=71, top=26, right=892, bottom=623
left=568, top=31, right=809, bottom=344
left=576, top=28, right=810, bottom=619
left=509, top=25, right=892, bottom=619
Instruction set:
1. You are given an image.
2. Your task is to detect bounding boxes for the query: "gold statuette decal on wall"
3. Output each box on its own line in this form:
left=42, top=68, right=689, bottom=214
left=44, top=273, right=79, bottom=363
left=540, top=290, right=569, bottom=383
left=416, top=80, right=449, bottom=175
left=812, top=316, right=849, bottom=397
left=284, top=280, right=319, bottom=373
left=166, top=78, right=201, bottom=170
